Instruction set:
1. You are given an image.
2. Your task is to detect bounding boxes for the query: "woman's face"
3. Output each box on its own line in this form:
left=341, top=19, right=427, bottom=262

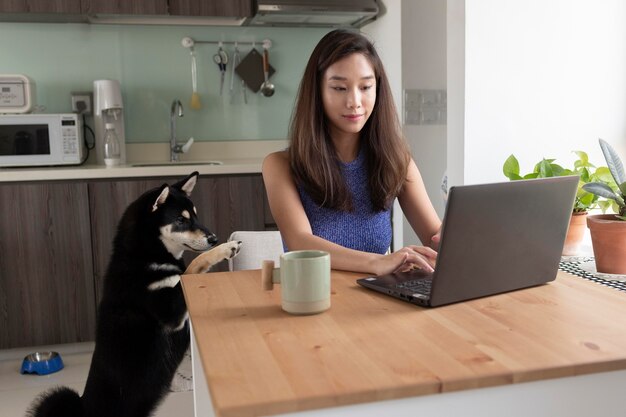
left=321, top=53, right=376, bottom=141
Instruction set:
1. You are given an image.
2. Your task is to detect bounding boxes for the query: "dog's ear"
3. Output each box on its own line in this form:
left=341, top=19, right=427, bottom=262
left=173, top=171, right=199, bottom=197
left=152, top=184, right=169, bottom=212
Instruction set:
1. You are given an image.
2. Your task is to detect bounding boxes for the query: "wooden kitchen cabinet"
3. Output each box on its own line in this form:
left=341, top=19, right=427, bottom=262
left=0, top=0, right=252, bottom=17
left=81, top=0, right=254, bottom=17
left=168, top=0, right=254, bottom=17
left=80, top=0, right=168, bottom=15
left=0, top=0, right=81, bottom=13
left=88, top=173, right=272, bottom=304
left=0, top=181, right=96, bottom=349
left=0, top=173, right=271, bottom=347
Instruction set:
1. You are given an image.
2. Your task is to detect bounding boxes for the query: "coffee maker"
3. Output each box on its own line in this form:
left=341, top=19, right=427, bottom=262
left=93, top=79, right=127, bottom=165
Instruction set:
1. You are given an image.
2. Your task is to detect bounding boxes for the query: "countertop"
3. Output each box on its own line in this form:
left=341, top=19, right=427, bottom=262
left=181, top=269, right=626, bottom=417
left=0, top=157, right=264, bottom=182
left=0, top=140, right=288, bottom=183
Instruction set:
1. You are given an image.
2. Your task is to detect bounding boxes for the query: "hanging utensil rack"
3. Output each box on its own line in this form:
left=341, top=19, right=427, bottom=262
left=181, top=37, right=275, bottom=99
left=181, top=37, right=272, bottom=50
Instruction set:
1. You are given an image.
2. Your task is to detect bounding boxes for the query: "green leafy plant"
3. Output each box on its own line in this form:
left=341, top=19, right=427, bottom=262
left=502, top=151, right=612, bottom=213
left=581, top=139, right=626, bottom=221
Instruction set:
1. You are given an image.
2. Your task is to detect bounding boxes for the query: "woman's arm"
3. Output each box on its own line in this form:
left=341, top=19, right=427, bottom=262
left=397, top=158, right=442, bottom=250
left=262, top=151, right=433, bottom=275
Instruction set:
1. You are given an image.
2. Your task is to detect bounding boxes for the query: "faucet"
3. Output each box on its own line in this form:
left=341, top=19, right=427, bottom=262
left=170, top=99, right=194, bottom=162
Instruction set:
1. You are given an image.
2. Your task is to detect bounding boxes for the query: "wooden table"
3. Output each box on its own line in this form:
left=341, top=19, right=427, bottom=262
left=181, top=270, right=626, bottom=417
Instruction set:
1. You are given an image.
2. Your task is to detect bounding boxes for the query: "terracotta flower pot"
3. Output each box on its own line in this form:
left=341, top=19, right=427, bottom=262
left=587, top=214, right=626, bottom=274
left=562, top=212, right=587, bottom=256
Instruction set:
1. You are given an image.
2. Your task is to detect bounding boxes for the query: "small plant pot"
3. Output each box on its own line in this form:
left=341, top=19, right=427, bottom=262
left=562, top=212, right=587, bottom=256
left=587, top=214, right=626, bottom=274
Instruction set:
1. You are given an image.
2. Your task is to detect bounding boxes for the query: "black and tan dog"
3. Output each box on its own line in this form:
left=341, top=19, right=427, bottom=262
left=29, top=172, right=241, bottom=417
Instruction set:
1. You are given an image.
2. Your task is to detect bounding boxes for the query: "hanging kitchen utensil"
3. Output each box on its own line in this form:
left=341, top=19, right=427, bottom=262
left=189, top=46, right=201, bottom=109
left=242, top=75, right=248, bottom=104
left=260, top=47, right=275, bottom=97
left=230, top=43, right=247, bottom=104
left=181, top=37, right=202, bottom=110
left=213, top=45, right=229, bottom=96
left=230, top=44, right=238, bottom=93
left=235, top=47, right=275, bottom=94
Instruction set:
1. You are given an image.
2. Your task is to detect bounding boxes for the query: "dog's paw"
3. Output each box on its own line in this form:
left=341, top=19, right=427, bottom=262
left=184, top=241, right=243, bottom=274
left=220, top=240, right=242, bottom=261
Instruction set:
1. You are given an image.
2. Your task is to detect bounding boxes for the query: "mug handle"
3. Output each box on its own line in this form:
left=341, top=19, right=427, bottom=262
left=261, top=260, right=275, bottom=290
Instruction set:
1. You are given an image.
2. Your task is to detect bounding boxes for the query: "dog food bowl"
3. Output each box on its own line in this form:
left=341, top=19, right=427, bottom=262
left=20, top=351, right=64, bottom=375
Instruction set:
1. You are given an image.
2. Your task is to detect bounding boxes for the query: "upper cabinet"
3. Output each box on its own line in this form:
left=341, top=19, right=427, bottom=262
left=1, top=0, right=376, bottom=26
left=81, top=0, right=168, bottom=15
left=0, top=0, right=253, bottom=17
left=0, top=0, right=81, bottom=13
left=169, top=0, right=253, bottom=17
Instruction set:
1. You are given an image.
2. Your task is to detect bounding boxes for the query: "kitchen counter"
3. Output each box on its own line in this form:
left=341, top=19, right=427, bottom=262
left=0, top=157, right=264, bottom=182
left=0, top=140, right=287, bottom=183
left=182, top=269, right=626, bottom=417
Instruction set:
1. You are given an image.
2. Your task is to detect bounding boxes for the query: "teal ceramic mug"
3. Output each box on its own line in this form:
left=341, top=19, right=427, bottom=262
left=261, top=250, right=331, bottom=315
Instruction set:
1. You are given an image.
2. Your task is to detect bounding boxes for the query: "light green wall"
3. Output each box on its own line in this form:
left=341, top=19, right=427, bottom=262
left=0, top=22, right=331, bottom=142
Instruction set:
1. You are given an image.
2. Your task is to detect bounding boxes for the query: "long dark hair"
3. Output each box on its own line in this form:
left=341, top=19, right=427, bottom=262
left=289, top=29, right=410, bottom=212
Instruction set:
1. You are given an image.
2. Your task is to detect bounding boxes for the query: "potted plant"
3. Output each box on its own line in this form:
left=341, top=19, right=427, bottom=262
left=502, top=151, right=610, bottom=255
left=581, top=138, right=626, bottom=274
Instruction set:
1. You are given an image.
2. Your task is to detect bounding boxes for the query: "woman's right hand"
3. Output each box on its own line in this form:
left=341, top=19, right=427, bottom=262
left=372, top=246, right=438, bottom=276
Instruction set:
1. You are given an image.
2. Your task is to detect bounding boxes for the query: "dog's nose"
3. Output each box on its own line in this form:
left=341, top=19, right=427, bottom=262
left=207, top=234, right=218, bottom=245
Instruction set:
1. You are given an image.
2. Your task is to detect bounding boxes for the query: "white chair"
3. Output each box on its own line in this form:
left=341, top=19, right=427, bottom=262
left=227, top=231, right=284, bottom=271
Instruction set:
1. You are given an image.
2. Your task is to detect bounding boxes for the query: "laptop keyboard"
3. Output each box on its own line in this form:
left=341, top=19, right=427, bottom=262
left=396, top=279, right=432, bottom=296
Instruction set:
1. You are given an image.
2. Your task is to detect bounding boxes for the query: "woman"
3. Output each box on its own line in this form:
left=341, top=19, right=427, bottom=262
left=263, top=29, right=441, bottom=276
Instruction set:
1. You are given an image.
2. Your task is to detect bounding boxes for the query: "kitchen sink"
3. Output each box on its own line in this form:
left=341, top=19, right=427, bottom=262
left=131, top=161, right=223, bottom=167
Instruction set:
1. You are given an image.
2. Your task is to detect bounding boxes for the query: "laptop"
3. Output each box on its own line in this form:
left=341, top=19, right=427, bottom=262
left=357, top=176, right=579, bottom=307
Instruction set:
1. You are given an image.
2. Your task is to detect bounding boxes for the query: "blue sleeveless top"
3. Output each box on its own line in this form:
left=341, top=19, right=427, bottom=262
left=296, top=149, right=392, bottom=254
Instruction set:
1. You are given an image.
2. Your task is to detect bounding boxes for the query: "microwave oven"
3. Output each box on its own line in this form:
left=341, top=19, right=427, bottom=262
left=0, top=113, right=84, bottom=167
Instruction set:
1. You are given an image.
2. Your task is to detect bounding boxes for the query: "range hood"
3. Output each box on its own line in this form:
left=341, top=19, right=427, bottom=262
left=245, top=0, right=380, bottom=28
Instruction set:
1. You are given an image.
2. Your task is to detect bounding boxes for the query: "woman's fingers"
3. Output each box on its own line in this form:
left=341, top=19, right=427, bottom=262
left=411, top=246, right=438, bottom=260
left=402, top=246, right=437, bottom=268
left=401, top=252, right=434, bottom=272
left=382, top=246, right=438, bottom=276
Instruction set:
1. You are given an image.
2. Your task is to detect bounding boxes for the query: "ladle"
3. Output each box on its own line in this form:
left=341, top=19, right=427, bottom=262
left=260, top=48, right=275, bottom=97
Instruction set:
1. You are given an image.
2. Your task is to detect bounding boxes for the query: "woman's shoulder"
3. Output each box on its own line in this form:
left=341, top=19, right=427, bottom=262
left=264, top=149, right=289, bottom=163
left=262, top=150, right=290, bottom=175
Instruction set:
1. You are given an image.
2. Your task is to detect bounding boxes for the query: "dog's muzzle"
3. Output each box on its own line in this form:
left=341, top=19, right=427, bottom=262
left=207, top=233, right=218, bottom=246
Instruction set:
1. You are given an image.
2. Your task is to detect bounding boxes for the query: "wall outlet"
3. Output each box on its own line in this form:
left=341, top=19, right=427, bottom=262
left=71, top=92, right=93, bottom=115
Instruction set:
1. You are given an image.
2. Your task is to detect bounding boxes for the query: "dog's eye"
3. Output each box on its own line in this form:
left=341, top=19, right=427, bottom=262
left=175, top=216, right=187, bottom=224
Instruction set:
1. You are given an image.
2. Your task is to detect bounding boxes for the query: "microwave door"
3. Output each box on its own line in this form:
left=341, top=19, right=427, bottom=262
left=0, top=123, right=58, bottom=166
left=0, top=124, right=50, bottom=155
